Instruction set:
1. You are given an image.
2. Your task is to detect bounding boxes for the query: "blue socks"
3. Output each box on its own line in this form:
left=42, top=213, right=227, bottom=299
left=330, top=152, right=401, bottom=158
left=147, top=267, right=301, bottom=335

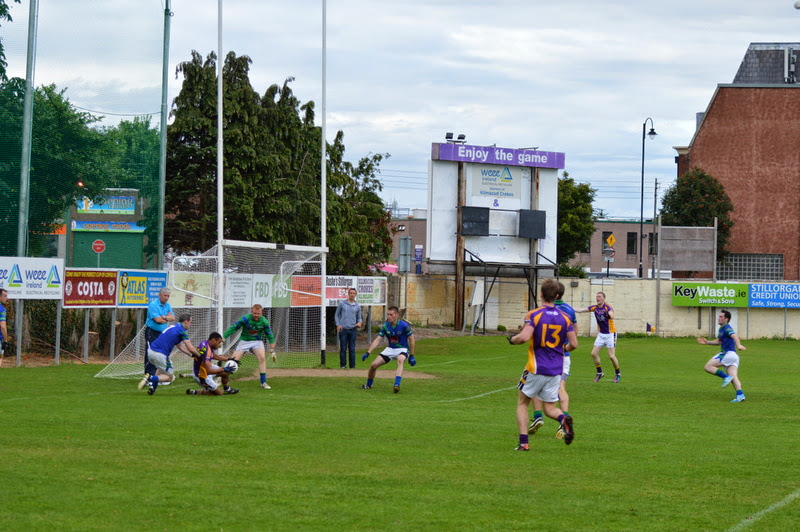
left=366, top=378, right=374, bottom=388
left=715, top=369, right=728, bottom=379
left=260, top=373, right=267, bottom=385
left=394, top=376, right=402, bottom=387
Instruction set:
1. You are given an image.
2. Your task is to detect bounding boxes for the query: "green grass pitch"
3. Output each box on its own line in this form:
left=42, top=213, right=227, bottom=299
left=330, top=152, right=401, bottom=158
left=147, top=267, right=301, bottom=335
left=1, top=336, right=798, bottom=531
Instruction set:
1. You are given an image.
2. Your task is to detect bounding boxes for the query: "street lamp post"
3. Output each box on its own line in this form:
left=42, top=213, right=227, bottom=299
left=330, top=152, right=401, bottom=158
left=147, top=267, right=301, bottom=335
left=640, top=118, right=657, bottom=278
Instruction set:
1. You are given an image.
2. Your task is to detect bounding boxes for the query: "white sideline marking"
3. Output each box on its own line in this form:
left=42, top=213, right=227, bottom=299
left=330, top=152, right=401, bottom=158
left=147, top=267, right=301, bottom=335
left=727, top=489, right=800, bottom=531
left=431, top=386, right=516, bottom=403
left=421, top=354, right=516, bottom=368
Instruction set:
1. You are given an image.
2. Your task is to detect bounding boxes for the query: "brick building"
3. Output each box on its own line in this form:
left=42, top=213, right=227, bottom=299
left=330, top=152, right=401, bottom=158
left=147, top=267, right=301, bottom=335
left=390, top=208, right=428, bottom=273
left=675, top=43, right=800, bottom=280
left=570, top=219, right=657, bottom=277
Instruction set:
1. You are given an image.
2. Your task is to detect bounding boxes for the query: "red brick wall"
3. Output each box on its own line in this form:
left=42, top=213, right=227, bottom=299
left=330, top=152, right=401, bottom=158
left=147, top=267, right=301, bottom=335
left=685, top=86, right=800, bottom=280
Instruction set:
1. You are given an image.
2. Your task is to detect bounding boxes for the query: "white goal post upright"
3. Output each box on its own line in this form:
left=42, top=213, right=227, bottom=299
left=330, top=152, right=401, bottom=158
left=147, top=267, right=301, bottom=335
left=320, top=0, right=328, bottom=367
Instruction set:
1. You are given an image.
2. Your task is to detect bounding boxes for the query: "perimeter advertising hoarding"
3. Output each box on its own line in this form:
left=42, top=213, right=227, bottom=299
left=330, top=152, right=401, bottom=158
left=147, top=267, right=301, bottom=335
left=63, top=269, right=118, bottom=307
left=0, top=257, right=63, bottom=299
left=672, top=282, right=800, bottom=309
left=117, top=270, right=168, bottom=307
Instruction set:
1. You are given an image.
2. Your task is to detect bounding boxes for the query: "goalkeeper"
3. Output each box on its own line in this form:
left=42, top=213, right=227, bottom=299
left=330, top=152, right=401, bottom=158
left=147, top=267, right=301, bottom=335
left=359, top=306, right=416, bottom=393
left=224, top=304, right=277, bottom=390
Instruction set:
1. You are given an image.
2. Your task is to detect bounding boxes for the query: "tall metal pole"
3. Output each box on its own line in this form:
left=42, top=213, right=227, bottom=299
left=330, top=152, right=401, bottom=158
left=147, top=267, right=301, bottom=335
left=17, top=0, right=39, bottom=258
left=15, top=0, right=39, bottom=367
left=216, top=0, right=224, bottom=334
left=157, top=1, right=172, bottom=268
left=319, top=0, right=328, bottom=364
left=639, top=117, right=656, bottom=278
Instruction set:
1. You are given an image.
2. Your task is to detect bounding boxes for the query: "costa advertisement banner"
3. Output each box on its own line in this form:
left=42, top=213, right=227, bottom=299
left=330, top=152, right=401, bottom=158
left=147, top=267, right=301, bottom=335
left=0, top=257, right=64, bottom=299
left=63, top=269, right=118, bottom=308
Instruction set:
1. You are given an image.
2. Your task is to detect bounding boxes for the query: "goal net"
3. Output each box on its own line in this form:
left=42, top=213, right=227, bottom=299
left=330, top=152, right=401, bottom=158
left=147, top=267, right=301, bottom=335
left=95, top=240, right=323, bottom=379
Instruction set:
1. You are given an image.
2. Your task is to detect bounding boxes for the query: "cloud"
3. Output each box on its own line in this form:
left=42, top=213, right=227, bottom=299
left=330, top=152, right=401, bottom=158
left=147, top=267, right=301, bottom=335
left=4, top=0, right=800, bottom=218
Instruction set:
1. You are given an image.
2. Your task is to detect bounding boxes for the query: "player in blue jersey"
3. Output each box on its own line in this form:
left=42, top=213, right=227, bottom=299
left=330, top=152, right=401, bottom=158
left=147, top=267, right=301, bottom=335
left=138, top=314, right=203, bottom=395
left=698, top=310, right=747, bottom=402
left=509, top=279, right=578, bottom=451
left=0, top=289, right=9, bottom=360
left=529, top=281, right=578, bottom=439
left=360, top=306, right=416, bottom=393
left=185, top=332, right=238, bottom=396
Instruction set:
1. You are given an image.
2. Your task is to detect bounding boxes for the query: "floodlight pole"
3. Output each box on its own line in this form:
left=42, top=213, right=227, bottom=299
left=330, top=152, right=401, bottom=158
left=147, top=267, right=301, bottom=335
left=639, top=117, right=656, bottom=278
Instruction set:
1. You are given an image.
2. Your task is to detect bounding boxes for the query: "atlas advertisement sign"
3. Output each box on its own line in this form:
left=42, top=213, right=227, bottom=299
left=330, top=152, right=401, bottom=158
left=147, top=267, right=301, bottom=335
left=672, top=282, right=800, bottom=309
left=117, top=270, right=168, bottom=307
left=0, top=257, right=63, bottom=299
left=63, top=269, right=118, bottom=308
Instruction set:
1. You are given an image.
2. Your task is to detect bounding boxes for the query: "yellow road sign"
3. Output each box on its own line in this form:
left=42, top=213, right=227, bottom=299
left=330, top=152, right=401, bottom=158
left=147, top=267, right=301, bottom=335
left=606, top=234, right=616, bottom=247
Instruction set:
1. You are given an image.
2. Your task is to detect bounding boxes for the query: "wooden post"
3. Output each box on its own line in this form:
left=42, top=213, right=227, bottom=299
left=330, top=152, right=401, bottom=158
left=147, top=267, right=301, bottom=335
left=454, top=162, right=466, bottom=330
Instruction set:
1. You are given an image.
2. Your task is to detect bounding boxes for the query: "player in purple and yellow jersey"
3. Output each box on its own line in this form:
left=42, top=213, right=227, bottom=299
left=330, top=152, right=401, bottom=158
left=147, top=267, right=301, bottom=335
left=360, top=306, right=416, bottom=393
left=186, top=332, right=239, bottom=396
left=509, top=279, right=578, bottom=451
left=529, top=281, right=578, bottom=439
left=138, top=314, right=203, bottom=395
left=576, top=291, right=620, bottom=382
left=698, top=310, right=747, bottom=403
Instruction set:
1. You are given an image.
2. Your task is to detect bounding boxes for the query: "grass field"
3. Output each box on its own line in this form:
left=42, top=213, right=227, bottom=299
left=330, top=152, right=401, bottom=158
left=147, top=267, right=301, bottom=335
left=1, top=335, right=798, bottom=531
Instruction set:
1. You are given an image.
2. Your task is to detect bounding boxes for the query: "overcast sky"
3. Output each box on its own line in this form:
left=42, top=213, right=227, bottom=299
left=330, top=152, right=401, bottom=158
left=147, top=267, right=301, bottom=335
left=5, top=0, right=800, bottom=218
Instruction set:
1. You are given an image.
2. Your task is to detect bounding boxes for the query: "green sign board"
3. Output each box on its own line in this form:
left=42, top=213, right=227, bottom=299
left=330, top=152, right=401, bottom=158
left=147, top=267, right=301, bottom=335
left=672, top=282, right=749, bottom=307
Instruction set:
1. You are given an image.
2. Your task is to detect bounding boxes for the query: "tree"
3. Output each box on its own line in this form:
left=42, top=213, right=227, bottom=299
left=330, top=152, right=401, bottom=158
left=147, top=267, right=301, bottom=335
left=556, top=171, right=596, bottom=265
left=660, top=166, right=734, bottom=261
left=0, top=78, right=114, bottom=256
left=164, top=50, right=394, bottom=274
left=0, top=0, right=20, bottom=81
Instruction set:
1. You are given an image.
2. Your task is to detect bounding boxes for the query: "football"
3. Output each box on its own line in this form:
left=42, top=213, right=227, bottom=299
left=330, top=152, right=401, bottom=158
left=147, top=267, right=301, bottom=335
left=223, top=359, right=239, bottom=373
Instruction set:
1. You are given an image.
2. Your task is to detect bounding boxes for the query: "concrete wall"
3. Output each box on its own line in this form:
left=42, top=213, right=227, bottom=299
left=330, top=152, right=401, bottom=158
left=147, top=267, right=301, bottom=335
left=386, top=274, right=800, bottom=339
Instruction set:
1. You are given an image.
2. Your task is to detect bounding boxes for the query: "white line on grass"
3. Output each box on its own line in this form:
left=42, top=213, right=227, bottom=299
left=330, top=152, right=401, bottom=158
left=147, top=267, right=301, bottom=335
left=727, top=489, right=800, bottom=531
left=429, top=386, right=516, bottom=403
left=420, top=354, right=517, bottom=368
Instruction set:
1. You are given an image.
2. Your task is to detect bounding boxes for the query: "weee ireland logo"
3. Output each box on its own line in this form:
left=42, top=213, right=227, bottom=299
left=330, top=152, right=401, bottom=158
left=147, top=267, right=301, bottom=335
left=8, top=264, right=23, bottom=287
left=500, top=167, right=513, bottom=183
left=47, top=266, right=62, bottom=288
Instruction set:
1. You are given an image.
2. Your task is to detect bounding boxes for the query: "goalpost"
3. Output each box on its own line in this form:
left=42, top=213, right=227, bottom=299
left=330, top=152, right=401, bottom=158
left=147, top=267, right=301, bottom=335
left=95, top=240, right=325, bottom=379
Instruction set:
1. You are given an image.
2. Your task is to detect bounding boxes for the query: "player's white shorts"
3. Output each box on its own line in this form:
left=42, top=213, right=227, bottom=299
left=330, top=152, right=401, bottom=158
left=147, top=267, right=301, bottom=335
left=714, top=351, right=740, bottom=368
left=379, top=347, right=408, bottom=362
left=235, top=340, right=265, bottom=353
left=192, top=374, right=219, bottom=391
left=518, top=370, right=560, bottom=402
left=561, top=355, right=571, bottom=381
left=146, top=348, right=175, bottom=375
left=594, top=332, right=616, bottom=349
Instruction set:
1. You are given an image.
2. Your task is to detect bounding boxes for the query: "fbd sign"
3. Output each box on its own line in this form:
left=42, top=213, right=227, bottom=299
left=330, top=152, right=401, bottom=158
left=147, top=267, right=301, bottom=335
left=0, top=257, right=64, bottom=299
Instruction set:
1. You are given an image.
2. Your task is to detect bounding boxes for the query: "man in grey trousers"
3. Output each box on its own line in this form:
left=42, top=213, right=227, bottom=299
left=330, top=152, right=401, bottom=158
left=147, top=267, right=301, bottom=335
left=335, top=288, right=363, bottom=369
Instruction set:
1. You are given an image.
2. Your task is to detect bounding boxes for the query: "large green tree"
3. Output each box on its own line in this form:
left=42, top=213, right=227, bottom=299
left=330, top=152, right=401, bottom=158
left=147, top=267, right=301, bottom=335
left=556, top=171, right=596, bottom=265
left=0, top=78, right=114, bottom=256
left=660, top=166, right=734, bottom=260
left=0, top=0, right=20, bottom=81
left=163, top=50, right=393, bottom=274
